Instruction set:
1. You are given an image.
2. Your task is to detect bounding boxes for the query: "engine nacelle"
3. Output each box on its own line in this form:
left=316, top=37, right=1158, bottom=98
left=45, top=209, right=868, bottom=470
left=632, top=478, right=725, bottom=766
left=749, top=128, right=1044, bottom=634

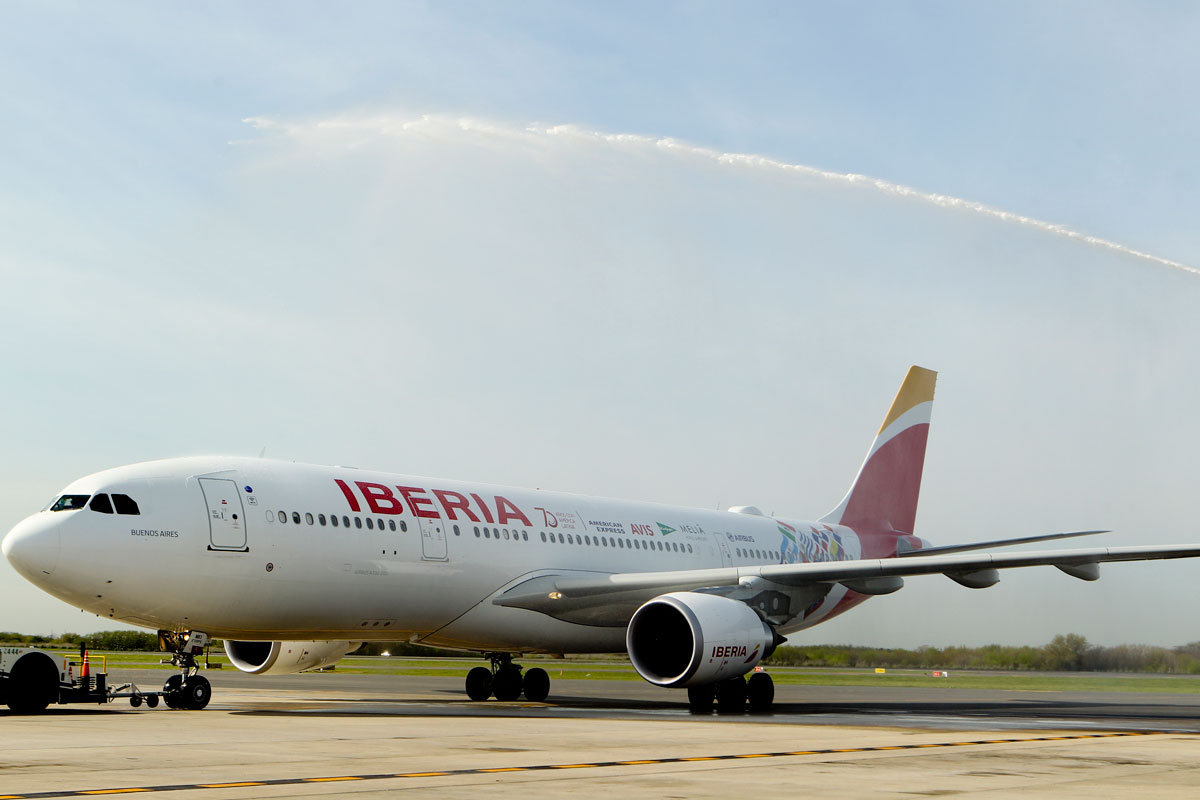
left=626, top=591, right=776, bottom=688
left=223, top=640, right=361, bottom=675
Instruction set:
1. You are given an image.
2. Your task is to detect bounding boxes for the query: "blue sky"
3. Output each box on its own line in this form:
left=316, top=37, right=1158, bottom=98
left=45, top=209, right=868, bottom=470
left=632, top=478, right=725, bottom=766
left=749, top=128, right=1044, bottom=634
left=2, top=2, right=1198, bottom=647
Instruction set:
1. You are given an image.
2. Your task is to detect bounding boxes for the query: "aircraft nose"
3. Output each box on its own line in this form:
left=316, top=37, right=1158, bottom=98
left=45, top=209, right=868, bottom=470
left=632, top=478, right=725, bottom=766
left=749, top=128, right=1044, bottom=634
left=2, top=514, right=62, bottom=578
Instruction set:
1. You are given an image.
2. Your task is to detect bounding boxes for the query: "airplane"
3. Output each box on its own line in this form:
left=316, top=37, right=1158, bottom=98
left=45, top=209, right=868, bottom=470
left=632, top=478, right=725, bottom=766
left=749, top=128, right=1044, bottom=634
left=5, top=366, right=1200, bottom=713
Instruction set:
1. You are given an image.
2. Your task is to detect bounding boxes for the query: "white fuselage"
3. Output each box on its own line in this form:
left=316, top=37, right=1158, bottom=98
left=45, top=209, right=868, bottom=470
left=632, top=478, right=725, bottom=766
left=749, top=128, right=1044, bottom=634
left=5, top=457, right=868, bottom=652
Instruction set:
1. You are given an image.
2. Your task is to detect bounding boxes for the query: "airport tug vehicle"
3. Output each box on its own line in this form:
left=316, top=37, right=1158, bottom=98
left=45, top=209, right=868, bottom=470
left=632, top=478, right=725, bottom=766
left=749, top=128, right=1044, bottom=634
left=0, top=633, right=213, bottom=713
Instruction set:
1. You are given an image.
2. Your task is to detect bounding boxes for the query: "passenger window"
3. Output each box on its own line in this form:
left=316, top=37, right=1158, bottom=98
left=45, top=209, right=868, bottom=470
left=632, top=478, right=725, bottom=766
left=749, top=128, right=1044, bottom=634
left=331, top=515, right=339, bottom=528
left=476, top=527, right=482, bottom=538
left=343, top=516, right=350, bottom=528
left=51, top=494, right=90, bottom=512
left=540, top=532, right=546, bottom=542
left=112, top=494, right=140, bottom=515
left=355, top=517, right=362, bottom=529
left=366, top=518, right=374, bottom=530
left=292, top=512, right=301, bottom=524
left=377, top=518, right=383, bottom=530
left=89, top=494, right=114, bottom=514
left=484, top=528, right=491, bottom=539
left=503, top=529, right=510, bottom=540
left=318, top=514, right=326, bottom=526
left=400, top=521, right=408, bottom=532
left=279, top=510, right=287, bottom=524
left=306, top=513, right=314, bottom=525
left=389, top=520, right=396, bottom=531
left=522, top=532, right=528, bottom=541
left=454, top=525, right=460, bottom=536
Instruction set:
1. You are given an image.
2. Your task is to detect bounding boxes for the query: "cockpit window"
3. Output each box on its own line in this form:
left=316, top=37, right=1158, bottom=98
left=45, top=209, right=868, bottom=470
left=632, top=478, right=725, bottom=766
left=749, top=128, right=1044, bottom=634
left=89, top=494, right=114, bottom=514
left=51, top=495, right=90, bottom=512
left=112, top=494, right=140, bottom=515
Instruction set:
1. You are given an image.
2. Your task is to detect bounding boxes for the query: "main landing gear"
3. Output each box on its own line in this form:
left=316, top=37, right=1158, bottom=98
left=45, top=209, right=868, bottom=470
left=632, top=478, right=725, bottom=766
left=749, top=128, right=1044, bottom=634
left=158, top=630, right=212, bottom=710
left=464, top=653, right=551, bottom=702
left=688, top=672, right=774, bottom=714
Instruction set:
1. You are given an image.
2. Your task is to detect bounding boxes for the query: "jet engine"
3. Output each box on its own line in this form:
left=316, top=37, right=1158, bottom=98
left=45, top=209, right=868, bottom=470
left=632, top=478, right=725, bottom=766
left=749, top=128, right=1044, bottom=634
left=223, top=640, right=361, bottom=675
left=626, top=591, right=777, bottom=688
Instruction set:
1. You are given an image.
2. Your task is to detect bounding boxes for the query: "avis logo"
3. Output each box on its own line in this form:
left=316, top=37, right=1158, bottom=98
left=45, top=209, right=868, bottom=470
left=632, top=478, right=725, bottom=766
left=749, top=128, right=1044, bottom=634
left=710, top=644, right=761, bottom=663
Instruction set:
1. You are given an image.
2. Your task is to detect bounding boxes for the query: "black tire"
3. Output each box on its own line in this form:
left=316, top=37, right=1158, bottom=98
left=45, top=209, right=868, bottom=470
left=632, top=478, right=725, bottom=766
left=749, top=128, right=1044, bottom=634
left=162, top=674, right=184, bottom=709
left=492, top=668, right=522, bottom=701
left=5, top=653, right=59, bottom=714
left=716, top=676, right=746, bottom=713
left=145, top=693, right=160, bottom=709
left=746, top=672, right=775, bottom=712
left=130, top=694, right=143, bottom=708
left=182, top=675, right=212, bottom=710
left=465, top=667, right=493, bottom=701
left=522, top=667, right=550, bottom=702
left=687, top=684, right=715, bottom=714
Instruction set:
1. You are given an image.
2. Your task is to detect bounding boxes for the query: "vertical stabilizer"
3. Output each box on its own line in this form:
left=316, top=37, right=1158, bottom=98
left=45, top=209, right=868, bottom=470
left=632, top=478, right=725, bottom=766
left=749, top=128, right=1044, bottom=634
left=820, top=366, right=937, bottom=534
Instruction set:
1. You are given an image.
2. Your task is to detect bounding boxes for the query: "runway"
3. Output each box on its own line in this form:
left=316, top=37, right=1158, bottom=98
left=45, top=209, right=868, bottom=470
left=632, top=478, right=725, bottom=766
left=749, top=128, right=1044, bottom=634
left=3, top=670, right=1199, bottom=798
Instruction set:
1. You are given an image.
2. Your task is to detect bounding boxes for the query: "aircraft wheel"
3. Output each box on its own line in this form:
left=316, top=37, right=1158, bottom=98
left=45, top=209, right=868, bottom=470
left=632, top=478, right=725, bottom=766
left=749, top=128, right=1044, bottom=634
left=145, top=693, right=160, bottom=709
left=492, top=667, right=523, bottom=701
left=162, top=674, right=184, bottom=709
left=182, top=675, right=212, bottom=710
left=716, top=676, right=746, bottom=713
left=129, top=693, right=143, bottom=708
left=465, top=667, right=493, bottom=701
left=747, top=672, right=774, bottom=712
left=522, top=667, right=550, bottom=702
left=5, top=653, right=58, bottom=714
left=687, top=684, right=715, bottom=714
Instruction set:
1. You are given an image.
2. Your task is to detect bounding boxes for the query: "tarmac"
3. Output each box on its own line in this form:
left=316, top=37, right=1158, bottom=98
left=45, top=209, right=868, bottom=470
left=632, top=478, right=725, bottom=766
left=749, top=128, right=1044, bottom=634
left=3, top=669, right=1199, bottom=799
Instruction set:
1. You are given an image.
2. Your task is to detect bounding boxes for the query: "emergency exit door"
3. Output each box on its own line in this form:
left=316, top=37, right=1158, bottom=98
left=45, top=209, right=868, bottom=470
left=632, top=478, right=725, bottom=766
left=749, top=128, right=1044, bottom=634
left=200, top=478, right=248, bottom=551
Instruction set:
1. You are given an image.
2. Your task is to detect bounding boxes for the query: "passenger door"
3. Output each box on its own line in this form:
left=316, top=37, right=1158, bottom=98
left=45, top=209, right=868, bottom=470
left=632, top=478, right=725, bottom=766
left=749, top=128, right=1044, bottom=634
left=199, top=478, right=248, bottom=551
left=418, top=513, right=448, bottom=561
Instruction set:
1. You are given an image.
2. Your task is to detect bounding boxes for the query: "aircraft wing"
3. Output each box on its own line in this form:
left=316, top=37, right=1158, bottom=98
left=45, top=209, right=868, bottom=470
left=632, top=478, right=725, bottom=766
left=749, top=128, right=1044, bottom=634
left=492, top=544, right=1200, bottom=626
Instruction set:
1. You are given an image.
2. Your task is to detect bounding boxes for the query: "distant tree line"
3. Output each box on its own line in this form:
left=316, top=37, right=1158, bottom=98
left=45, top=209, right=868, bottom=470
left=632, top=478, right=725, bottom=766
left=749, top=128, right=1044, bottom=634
left=766, top=634, right=1200, bottom=674
left=3, top=631, right=1199, bottom=673
left=0, top=631, right=465, bottom=658
left=0, top=630, right=160, bottom=651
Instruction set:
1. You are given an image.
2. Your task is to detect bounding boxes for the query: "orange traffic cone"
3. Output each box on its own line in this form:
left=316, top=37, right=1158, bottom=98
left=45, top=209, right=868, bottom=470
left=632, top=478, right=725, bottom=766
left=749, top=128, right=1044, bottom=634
left=81, top=650, right=90, bottom=679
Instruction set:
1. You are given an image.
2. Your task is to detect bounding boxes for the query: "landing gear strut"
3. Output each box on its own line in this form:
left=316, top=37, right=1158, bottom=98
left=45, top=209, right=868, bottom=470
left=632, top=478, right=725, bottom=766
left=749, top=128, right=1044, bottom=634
left=464, top=654, right=551, bottom=702
left=158, top=631, right=212, bottom=710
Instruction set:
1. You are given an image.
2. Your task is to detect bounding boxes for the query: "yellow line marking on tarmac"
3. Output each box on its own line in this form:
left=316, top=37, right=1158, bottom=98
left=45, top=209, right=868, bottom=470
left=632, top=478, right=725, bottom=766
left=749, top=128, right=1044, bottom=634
left=4, top=732, right=1164, bottom=799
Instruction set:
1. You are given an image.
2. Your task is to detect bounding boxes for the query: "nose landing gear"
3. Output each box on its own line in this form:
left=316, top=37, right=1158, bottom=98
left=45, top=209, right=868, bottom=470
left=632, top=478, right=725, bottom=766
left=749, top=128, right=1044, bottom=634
left=158, top=630, right=213, bottom=710
left=463, top=653, right=551, bottom=702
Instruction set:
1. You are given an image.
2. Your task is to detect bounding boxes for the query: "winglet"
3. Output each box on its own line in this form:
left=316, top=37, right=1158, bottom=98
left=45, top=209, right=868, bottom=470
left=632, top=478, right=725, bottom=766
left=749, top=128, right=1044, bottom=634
left=821, top=366, right=937, bottom=534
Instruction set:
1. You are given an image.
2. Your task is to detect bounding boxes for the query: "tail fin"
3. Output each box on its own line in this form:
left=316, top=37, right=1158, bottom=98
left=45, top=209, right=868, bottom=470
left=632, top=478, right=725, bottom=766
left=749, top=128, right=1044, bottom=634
left=820, top=366, right=937, bottom=534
